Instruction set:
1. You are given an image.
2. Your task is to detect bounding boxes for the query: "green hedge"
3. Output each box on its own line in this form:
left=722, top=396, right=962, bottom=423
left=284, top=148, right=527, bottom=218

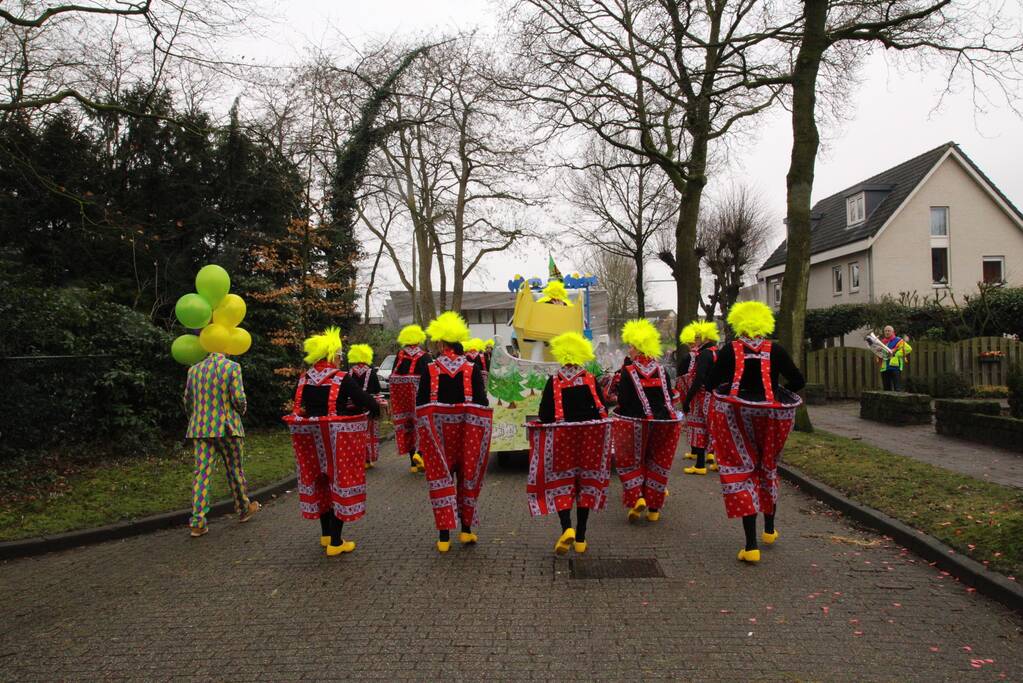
left=859, top=391, right=932, bottom=425
left=934, top=399, right=1023, bottom=452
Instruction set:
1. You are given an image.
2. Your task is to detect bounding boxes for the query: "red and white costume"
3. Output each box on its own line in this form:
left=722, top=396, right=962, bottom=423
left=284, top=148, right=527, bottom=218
left=682, top=343, right=717, bottom=451
left=389, top=345, right=427, bottom=456
left=416, top=354, right=494, bottom=530
left=612, top=358, right=684, bottom=510
left=349, top=364, right=382, bottom=465
left=709, top=338, right=802, bottom=518
left=526, top=367, right=612, bottom=516
left=282, top=362, right=369, bottom=522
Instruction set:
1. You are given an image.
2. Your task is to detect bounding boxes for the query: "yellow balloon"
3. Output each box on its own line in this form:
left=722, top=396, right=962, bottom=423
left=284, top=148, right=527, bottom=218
left=225, top=327, right=252, bottom=355
left=199, top=323, right=231, bottom=353
left=212, top=293, right=246, bottom=328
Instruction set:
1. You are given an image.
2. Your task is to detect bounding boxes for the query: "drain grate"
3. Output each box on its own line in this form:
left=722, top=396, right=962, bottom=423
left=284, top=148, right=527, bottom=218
left=569, top=558, right=665, bottom=580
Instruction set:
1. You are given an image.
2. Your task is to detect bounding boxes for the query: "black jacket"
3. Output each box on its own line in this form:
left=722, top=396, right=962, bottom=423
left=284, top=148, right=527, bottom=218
left=615, top=358, right=672, bottom=420
left=301, top=373, right=380, bottom=418
left=705, top=340, right=806, bottom=401
left=394, top=348, right=432, bottom=375
left=682, top=344, right=717, bottom=410
left=538, top=370, right=607, bottom=423
left=349, top=365, right=382, bottom=394
left=415, top=355, right=489, bottom=406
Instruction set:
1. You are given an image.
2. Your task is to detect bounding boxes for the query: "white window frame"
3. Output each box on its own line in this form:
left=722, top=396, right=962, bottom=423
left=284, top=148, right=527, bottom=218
left=982, top=255, right=1005, bottom=285
left=849, top=262, right=860, bottom=292
left=773, top=280, right=782, bottom=306
left=931, top=246, right=950, bottom=287
left=846, top=193, right=865, bottom=226
left=930, top=206, right=949, bottom=237
left=832, top=265, right=843, bottom=295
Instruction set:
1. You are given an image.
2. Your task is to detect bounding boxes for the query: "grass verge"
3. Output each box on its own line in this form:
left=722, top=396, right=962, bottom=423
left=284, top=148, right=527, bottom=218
left=0, top=431, right=295, bottom=541
left=784, top=430, right=1023, bottom=578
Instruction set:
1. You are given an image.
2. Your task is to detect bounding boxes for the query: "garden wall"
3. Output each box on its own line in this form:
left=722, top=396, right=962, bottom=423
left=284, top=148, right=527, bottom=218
left=860, top=391, right=932, bottom=426
left=934, top=399, right=1023, bottom=453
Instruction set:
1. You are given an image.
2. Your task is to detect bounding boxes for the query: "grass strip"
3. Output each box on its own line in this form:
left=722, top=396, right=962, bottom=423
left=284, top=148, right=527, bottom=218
left=784, top=430, right=1023, bottom=578
left=0, top=431, right=295, bottom=541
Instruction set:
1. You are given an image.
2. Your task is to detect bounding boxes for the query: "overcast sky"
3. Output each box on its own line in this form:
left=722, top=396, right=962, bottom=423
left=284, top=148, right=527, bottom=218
left=236, top=0, right=1023, bottom=314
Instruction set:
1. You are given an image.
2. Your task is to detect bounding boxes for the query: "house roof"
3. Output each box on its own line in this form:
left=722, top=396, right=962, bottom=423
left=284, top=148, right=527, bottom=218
left=760, top=141, right=1023, bottom=271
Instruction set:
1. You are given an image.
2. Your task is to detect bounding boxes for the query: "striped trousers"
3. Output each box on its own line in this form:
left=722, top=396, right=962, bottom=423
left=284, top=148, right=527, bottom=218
left=190, top=437, right=250, bottom=529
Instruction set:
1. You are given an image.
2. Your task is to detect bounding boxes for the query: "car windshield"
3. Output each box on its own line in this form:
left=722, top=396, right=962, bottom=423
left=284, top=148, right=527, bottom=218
left=379, top=354, right=396, bottom=372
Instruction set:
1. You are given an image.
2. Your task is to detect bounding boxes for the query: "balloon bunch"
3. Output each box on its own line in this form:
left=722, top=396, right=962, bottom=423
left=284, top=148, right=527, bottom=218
left=171, top=265, right=252, bottom=366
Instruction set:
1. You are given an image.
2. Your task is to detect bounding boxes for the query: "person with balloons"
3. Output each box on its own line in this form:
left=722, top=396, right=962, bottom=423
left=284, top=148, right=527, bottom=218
left=345, top=344, right=383, bottom=469
left=175, top=265, right=258, bottom=537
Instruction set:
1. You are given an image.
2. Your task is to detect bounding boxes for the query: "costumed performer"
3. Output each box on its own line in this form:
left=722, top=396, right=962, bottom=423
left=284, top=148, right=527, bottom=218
left=184, top=349, right=260, bottom=537
left=536, top=279, right=572, bottom=306
left=390, top=324, right=432, bottom=473
left=346, top=343, right=383, bottom=469
left=415, top=312, right=493, bottom=553
left=612, top=319, right=684, bottom=523
left=283, top=328, right=381, bottom=555
left=705, top=302, right=805, bottom=563
left=527, top=332, right=612, bottom=555
left=680, top=320, right=720, bottom=475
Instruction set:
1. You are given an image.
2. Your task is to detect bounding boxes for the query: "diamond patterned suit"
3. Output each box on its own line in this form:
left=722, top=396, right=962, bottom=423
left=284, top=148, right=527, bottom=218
left=184, top=353, right=251, bottom=529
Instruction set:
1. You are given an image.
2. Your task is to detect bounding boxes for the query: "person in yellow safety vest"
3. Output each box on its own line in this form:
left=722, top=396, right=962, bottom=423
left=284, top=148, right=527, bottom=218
left=879, top=325, right=912, bottom=392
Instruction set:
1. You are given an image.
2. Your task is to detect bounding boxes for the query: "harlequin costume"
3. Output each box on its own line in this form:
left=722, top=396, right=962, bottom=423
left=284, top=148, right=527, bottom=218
left=391, top=325, right=431, bottom=473
left=706, top=302, right=805, bottom=563
left=184, top=352, right=260, bottom=537
left=527, top=332, right=611, bottom=555
left=612, top=319, right=683, bottom=523
left=347, top=344, right=383, bottom=469
left=282, top=328, right=381, bottom=556
left=415, top=312, right=493, bottom=553
left=679, top=321, right=720, bottom=474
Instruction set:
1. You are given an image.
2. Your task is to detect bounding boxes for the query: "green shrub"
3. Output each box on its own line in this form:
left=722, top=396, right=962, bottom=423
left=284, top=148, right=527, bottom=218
left=973, top=384, right=1009, bottom=399
left=931, top=371, right=971, bottom=399
left=1008, top=364, right=1023, bottom=419
left=904, top=376, right=931, bottom=395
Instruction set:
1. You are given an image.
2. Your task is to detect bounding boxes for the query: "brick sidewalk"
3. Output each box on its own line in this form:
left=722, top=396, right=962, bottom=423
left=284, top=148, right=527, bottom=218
left=809, top=402, right=1023, bottom=489
left=1, top=440, right=1021, bottom=681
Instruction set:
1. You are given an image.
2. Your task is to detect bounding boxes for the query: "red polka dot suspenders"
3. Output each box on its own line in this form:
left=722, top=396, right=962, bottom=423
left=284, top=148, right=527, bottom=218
left=292, top=364, right=344, bottom=417
left=552, top=368, right=607, bottom=421
left=730, top=338, right=775, bottom=404
left=427, top=355, right=474, bottom=402
left=626, top=358, right=674, bottom=418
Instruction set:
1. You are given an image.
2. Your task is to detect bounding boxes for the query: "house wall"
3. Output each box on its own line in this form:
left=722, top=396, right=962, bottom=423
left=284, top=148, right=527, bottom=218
left=872, top=155, right=1023, bottom=299
left=774, top=249, right=872, bottom=311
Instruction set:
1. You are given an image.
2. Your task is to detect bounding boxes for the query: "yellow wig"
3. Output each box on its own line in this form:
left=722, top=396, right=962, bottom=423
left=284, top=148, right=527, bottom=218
left=679, top=322, right=698, bottom=345
left=347, top=343, right=373, bottom=365
left=426, top=311, right=471, bottom=344
left=463, top=337, right=486, bottom=353
left=397, top=324, right=426, bottom=347
left=303, top=326, right=343, bottom=365
left=537, top=280, right=573, bottom=306
left=693, top=321, right=720, bottom=343
left=727, top=301, right=775, bottom=338
left=549, top=332, right=595, bottom=366
left=484, top=338, right=495, bottom=349
left=621, top=319, right=662, bottom=358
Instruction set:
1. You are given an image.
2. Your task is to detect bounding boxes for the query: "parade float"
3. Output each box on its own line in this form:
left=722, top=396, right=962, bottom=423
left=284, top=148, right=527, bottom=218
left=487, top=259, right=618, bottom=463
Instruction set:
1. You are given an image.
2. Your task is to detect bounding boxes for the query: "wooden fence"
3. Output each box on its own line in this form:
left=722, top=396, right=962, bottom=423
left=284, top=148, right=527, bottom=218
left=804, top=336, right=1023, bottom=398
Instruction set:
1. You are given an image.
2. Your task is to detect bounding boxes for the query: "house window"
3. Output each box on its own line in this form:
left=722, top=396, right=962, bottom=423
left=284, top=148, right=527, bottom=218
left=832, top=265, right=843, bottom=294
left=849, top=262, right=860, bottom=292
left=983, top=256, right=1005, bottom=285
left=932, top=247, right=949, bottom=285
left=773, top=280, right=782, bottom=306
left=930, top=207, right=949, bottom=236
left=846, top=193, right=865, bottom=225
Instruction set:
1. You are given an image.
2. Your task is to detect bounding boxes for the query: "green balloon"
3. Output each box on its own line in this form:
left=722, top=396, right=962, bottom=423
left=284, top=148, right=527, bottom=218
left=195, top=264, right=231, bottom=308
left=175, top=293, right=212, bottom=329
left=171, top=334, right=208, bottom=366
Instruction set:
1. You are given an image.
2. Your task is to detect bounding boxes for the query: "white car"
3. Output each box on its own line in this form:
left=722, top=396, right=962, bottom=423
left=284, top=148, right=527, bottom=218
left=377, top=354, right=396, bottom=395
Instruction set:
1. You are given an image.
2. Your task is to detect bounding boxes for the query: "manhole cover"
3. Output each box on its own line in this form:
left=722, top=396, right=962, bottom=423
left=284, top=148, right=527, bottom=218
left=569, top=558, right=665, bottom=580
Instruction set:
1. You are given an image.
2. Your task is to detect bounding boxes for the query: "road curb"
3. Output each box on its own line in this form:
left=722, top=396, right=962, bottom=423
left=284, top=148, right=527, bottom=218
left=778, top=463, right=1023, bottom=616
left=0, top=474, right=297, bottom=562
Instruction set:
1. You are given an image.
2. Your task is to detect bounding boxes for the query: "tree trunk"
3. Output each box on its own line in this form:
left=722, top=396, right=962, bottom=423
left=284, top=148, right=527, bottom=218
left=416, top=227, right=436, bottom=322
left=674, top=175, right=705, bottom=332
left=778, top=0, right=829, bottom=432
left=634, top=252, right=646, bottom=317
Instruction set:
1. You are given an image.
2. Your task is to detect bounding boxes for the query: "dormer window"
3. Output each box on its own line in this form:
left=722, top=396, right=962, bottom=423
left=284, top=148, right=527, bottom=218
left=846, top=193, right=865, bottom=226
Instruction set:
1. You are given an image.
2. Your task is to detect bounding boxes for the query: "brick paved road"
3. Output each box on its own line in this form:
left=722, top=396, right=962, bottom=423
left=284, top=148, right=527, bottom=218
left=1, top=440, right=1021, bottom=681
left=809, top=402, right=1023, bottom=489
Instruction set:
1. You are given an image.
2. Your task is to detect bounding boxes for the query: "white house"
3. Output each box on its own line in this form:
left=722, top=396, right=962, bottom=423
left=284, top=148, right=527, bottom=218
left=756, top=142, right=1023, bottom=316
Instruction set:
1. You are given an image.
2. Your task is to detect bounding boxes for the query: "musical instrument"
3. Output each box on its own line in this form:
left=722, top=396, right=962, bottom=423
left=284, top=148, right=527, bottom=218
left=865, top=332, right=893, bottom=360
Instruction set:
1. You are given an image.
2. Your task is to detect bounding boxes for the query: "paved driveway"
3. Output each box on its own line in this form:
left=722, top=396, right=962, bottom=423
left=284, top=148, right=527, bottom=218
left=1, top=441, right=1020, bottom=681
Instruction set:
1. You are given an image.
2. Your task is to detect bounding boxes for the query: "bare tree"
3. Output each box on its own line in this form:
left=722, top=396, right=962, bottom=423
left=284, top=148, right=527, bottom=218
left=566, top=138, right=676, bottom=317
left=506, top=0, right=788, bottom=338
left=583, top=247, right=639, bottom=336
left=695, top=185, right=772, bottom=320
